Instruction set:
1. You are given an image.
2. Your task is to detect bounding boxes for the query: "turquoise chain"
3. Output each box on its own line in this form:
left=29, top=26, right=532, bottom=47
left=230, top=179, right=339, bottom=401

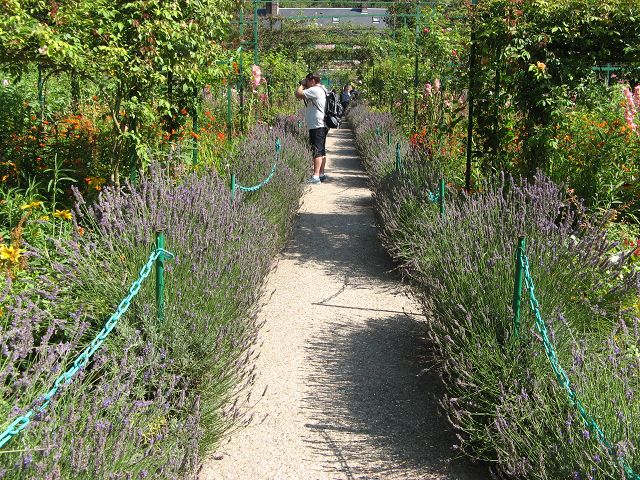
left=238, top=162, right=277, bottom=192
left=520, top=251, right=639, bottom=479
left=0, top=247, right=174, bottom=450
left=427, top=191, right=439, bottom=203
left=237, top=138, right=280, bottom=193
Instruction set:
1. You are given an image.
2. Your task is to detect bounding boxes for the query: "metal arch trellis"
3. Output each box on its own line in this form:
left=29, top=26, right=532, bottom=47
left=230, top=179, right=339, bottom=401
left=247, top=0, right=477, bottom=190
left=243, top=0, right=447, bottom=109
left=239, top=0, right=480, bottom=189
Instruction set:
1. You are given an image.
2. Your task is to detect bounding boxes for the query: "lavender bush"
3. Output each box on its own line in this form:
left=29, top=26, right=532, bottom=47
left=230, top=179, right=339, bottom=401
left=233, top=122, right=309, bottom=242
left=349, top=104, right=640, bottom=479
left=0, top=119, right=309, bottom=478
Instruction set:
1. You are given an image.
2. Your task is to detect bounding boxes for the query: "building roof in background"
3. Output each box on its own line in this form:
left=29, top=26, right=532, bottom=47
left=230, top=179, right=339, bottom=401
left=259, top=7, right=389, bottom=29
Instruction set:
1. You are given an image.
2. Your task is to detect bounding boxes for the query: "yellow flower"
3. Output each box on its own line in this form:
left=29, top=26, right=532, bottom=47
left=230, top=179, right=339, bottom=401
left=0, top=244, right=25, bottom=263
left=53, top=209, right=72, bottom=220
left=39, top=215, right=50, bottom=221
left=536, top=61, right=546, bottom=72
left=20, top=201, right=43, bottom=210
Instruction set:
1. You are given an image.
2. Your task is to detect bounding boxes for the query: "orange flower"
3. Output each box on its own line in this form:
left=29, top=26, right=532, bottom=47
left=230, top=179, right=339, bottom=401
left=217, top=132, right=225, bottom=141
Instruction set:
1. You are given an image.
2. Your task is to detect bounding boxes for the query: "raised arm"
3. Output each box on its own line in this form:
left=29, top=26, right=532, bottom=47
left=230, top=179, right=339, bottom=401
left=295, top=83, right=306, bottom=100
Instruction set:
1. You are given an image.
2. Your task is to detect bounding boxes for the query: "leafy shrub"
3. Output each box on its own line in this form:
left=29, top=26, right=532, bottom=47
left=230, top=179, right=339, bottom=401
left=545, top=85, right=640, bottom=220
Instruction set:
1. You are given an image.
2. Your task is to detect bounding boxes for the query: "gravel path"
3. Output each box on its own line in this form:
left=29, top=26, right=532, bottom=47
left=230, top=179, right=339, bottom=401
left=201, top=125, right=487, bottom=480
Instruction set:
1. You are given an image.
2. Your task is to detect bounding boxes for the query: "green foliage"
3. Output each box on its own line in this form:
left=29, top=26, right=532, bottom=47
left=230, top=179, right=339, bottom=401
left=471, top=0, right=640, bottom=192
left=0, top=0, right=239, bottom=182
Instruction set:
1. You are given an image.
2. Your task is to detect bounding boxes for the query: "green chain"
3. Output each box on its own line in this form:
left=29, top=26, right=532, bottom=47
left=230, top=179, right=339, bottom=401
left=237, top=137, right=280, bottom=193
left=427, top=191, right=439, bottom=203
left=0, top=246, right=174, bottom=450
left=521, top=252, right=639, bottom=479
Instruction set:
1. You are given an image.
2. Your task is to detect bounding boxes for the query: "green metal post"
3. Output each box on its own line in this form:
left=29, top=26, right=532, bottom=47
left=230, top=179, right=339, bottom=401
left=275, top=137, right=281, bottom=157
left=192, top=90, right=199, bottom=165
left=230, top=173, right=237, bottom=204
left=372, top=62, right=375, bottom=100
left=492, top=46, right=502, bottom=157
left=298, top=120, right=302, bottom=131
left=395, top=143, right=401, bottom=172
left=129, top=153, right=138, bottom=183
left=129, top=118, right=138, bottom=184
left=70, top=72, right=80, bottom=113
left=155, top=231, right=165, bottom=322
left=239, top=8, right=245, bottom=132
left=376, top=126, right=381, bottom=137
left=226, top=79, right=233, bottom=139
left=253, top=0, right=259, bottom=65
left=465, top=0, right=478, bottom=192
left=391, top=25, right=396, bottom=114
left=512, top=236, right=526, bottom=339
left=439, top=178, right=445, bottom=217
left=387, top=131, right=391, bottom=146
left=37, top=64, right=45, bottom=123
left=239, top=52, right=245, bottom=132
left=413, top=3, right=420, bottom=131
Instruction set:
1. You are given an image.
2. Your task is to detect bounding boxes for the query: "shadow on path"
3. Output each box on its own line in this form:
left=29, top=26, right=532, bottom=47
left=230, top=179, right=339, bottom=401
left=284, top=211, right=395, bottom=285
left=290, top=126, right=488, bottom=479
left=302, top=314, right=488, bottom=479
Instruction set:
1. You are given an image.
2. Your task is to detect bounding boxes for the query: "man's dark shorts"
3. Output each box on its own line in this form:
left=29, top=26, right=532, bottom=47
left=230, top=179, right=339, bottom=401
left=309, top=127, right=328, bottom=158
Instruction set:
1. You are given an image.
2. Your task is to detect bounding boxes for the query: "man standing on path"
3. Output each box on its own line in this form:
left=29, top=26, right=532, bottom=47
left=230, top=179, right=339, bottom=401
left=340, top=84, right=352, bottom=113
left=295, top=72, right=328, bottom=184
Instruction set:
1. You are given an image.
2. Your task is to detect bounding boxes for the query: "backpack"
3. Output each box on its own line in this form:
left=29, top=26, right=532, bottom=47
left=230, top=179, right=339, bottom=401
left=310, top=88, right=344, bottom=129
left=324, top=91, right=344, bottom=129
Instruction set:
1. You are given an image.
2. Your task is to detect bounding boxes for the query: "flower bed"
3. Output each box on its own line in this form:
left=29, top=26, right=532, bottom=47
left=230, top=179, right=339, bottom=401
left=0, top=117, right=309, bottom=478
left=349, top=103, right=640, bottom=479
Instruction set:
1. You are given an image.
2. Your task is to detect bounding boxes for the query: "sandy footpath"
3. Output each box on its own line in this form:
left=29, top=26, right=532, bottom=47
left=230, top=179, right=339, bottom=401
left=200, top=125, right=487, bottom=480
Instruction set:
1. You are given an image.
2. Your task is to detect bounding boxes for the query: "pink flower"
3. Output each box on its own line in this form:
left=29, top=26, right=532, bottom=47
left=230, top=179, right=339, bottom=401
left=424, top=83, right=432, bottom=96
left=434, top=78, right=441, bottom=92
left=623, top=87, right=638, bottom=132
left=251, top=65, right=262, bottom=92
